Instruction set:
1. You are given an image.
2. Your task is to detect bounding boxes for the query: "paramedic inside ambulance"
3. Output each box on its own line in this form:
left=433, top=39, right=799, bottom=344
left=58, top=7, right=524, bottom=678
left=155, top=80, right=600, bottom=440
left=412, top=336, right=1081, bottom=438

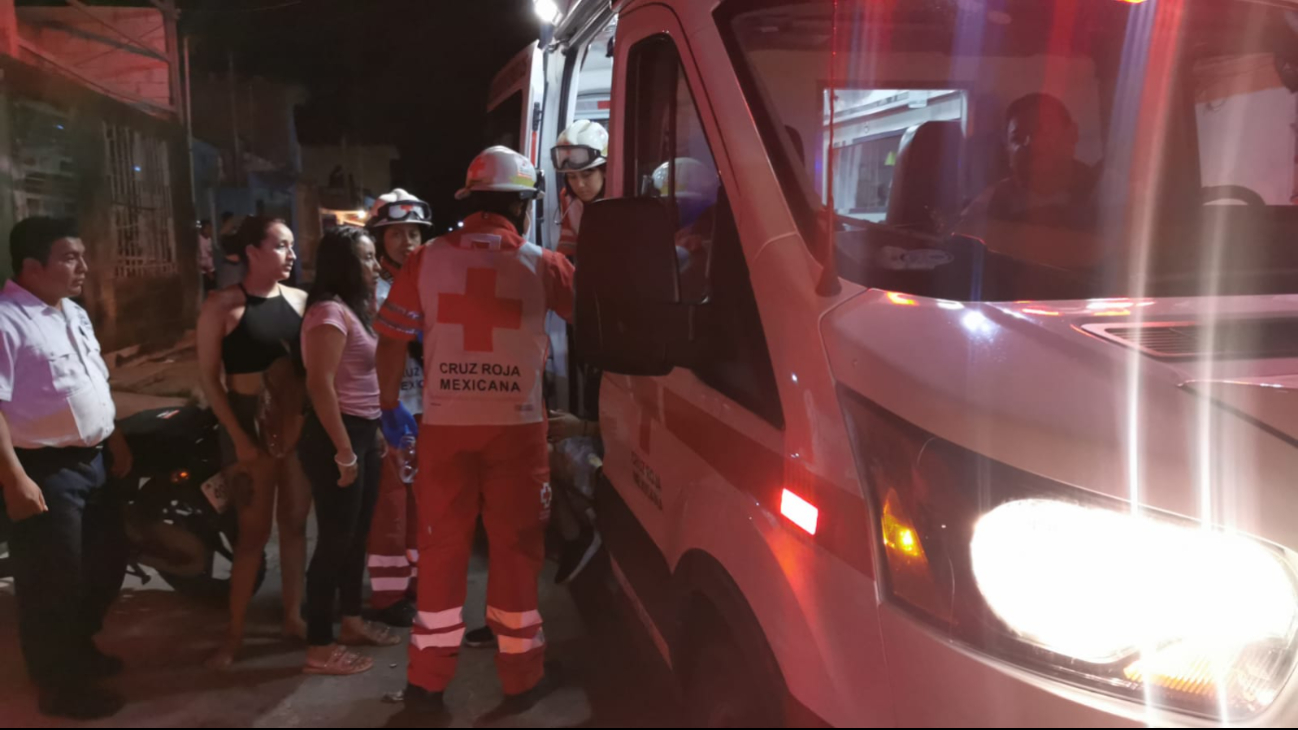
left=654, top=157, right=720, bottom=300
left=549, top=122, right=609, bottom=586
left=552, top=120, right=608, bottom=259
left=959, top=93, right=1100, bottom=233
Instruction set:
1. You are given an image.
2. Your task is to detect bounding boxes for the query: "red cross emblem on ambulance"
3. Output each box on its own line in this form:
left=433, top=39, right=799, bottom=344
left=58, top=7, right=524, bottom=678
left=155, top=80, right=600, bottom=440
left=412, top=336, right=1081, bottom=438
left=437, top=268, right=523, bottom=352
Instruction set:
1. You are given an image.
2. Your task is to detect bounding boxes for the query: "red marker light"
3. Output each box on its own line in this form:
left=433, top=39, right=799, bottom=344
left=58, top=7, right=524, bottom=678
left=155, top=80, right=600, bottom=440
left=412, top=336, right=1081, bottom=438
left=781, top=489, right=819, bottom=536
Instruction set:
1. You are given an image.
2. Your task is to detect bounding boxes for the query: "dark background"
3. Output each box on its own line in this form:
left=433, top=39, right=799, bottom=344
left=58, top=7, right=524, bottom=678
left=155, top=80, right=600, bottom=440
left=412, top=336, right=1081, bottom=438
left=181, top=0, right=541, bottom=230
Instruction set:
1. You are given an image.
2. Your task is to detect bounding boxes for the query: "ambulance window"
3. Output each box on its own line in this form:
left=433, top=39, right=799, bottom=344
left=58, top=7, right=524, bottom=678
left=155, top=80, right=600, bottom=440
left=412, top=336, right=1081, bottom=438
left=626, top=36, right=721, bottom=303
left=485, top=91, right=523, bottom=151
left=1194, top=57, right=1298, bottom=207
left=823, top=90, right=968, bottom=223
left=573, top=20, right=615, bottom=128
left=723, top=0, right=1298, bottom=300
left=625, top=36, right=784, bottom=428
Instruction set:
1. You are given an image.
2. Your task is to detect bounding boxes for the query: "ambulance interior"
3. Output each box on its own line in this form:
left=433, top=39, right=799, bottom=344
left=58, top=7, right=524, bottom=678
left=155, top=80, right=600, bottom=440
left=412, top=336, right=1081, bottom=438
left=486, top=93, right=524, bottom=154
left=570, top=19, right=614, bottom=131
left=519, top=17, right=615, bottom=254
left=537, top=15, right=617, bottom=414
left=724, top=0, right=1298, bottom=302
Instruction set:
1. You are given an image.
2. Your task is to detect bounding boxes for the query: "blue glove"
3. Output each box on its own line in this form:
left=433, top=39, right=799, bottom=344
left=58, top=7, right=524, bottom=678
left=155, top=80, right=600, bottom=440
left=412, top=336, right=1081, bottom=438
left=380, top=403, right=418, bottom=447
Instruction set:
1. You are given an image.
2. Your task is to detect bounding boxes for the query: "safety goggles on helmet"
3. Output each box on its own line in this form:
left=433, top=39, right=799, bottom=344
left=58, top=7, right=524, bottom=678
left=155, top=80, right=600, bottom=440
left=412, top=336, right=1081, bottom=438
left=373, top=200, right=432, bottom=226
left=552, top=145, right=606, bottom=172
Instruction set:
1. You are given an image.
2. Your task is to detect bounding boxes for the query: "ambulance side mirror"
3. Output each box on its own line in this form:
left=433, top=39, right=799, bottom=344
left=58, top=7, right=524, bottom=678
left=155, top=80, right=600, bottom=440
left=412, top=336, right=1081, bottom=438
left=574, top=197, right=697, bottom=376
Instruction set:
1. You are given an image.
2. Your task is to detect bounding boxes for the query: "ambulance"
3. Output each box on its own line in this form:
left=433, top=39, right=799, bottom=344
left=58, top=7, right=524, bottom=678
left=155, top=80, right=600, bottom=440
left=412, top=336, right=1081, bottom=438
left=493, top=0, right=1298, bottom=725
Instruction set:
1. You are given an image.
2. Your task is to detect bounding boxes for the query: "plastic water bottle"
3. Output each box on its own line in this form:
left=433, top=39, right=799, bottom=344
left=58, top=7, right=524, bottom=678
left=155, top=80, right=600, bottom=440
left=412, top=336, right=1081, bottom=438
left=399, top=434, right=418, bottom=484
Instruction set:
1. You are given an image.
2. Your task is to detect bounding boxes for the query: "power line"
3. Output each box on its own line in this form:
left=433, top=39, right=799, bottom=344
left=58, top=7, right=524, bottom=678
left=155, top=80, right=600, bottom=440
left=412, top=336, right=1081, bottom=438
left=184, top=0, right=305, bottom=14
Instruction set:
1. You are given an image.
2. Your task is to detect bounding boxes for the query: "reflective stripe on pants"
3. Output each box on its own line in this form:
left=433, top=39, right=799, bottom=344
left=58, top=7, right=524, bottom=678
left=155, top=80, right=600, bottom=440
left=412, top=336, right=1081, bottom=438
left=407, top=422, right=550, bottom=695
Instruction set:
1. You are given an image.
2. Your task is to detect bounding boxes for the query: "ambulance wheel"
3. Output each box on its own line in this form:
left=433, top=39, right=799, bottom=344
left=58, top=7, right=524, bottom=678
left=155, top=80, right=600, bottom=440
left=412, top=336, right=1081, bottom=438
left=679, top=598, right=785, bottom=727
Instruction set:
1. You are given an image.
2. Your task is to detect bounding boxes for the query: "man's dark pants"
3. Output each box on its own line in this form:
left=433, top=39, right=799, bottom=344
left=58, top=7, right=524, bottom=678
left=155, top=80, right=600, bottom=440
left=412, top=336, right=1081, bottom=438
left=4, top=447, right=126, bottom=689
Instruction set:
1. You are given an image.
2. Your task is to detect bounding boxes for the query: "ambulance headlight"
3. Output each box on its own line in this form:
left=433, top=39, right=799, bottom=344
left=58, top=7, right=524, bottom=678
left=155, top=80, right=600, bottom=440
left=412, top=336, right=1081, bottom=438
left=840, top=388, right=1298, bottom=720
left=974, top=500, right=1298, bottom=716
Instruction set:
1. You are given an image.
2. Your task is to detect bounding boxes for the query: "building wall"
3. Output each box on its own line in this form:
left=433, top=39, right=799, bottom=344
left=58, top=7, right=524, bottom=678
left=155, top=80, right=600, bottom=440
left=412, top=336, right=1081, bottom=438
left=192, top=138, right=221, bottom=227
left=301, top=144, right=398, bottom=200
left=190, top=72, right=305, bottom=176
left=0, top=54, right=197, bottom=352
left=0, top=0, right=17, bottom=57
left=15, top=6, right=173, bottom=114
left=191, top=72, right=309, bottom=286
left=294, top=181, right=322, bottom=277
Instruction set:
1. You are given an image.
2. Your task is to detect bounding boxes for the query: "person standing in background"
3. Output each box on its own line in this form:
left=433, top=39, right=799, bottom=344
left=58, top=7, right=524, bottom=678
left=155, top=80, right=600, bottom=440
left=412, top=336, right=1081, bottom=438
left=362, top=189, right=432, bottom=628
left=199, top=219, right=217, bottom=295
left=197, top=216, right=312, bottom=670
left=0, top=217, right=133, bottom=719
left=299, top=225, right=401, bottom=676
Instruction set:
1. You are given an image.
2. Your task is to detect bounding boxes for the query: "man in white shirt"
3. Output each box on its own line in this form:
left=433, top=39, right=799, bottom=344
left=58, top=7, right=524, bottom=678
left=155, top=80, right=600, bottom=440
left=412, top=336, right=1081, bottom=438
left=0, top=217, right=133, bottom=720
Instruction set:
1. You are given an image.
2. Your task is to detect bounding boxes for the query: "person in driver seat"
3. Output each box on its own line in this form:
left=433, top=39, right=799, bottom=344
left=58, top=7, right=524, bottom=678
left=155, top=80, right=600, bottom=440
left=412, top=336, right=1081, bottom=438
left=960, top=93, right=1100, bottom=233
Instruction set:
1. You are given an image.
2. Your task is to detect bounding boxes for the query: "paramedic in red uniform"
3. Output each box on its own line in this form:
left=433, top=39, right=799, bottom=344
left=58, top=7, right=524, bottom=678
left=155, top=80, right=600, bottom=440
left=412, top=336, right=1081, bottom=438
left=553, top=120, right=608, bottom=259
left=363, top=189, right=431, bottom=628
left=375, top=146, right=575, bottom=715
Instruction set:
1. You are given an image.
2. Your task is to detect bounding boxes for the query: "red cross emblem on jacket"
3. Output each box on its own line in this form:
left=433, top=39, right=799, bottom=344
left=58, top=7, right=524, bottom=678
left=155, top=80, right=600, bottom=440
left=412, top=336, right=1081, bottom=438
left=437, top=268, right=523, bottom=353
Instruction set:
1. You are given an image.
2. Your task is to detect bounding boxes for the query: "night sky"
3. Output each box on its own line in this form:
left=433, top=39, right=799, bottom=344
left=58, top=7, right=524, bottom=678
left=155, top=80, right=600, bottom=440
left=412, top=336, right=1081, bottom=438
left=180, top=0, right=541, bottom=230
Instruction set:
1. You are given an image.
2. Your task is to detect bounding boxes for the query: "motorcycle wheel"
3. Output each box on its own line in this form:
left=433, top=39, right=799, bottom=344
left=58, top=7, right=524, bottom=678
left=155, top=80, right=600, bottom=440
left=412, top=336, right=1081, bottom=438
left=158, top=550, right=267, bottom=604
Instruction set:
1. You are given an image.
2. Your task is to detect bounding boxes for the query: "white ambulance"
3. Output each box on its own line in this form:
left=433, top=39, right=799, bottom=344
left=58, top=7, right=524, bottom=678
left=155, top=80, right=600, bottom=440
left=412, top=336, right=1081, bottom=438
left=498, top=0, right=1298, bottom=725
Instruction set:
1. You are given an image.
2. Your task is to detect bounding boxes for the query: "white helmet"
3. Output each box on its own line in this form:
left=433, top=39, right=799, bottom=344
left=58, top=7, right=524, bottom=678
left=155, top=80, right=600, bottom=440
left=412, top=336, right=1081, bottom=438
left=652, top=158, right=719, bottom=203
left=455, top=146, right=542, bottom=201
left=367, top=188, right=432, bottom=229
left=552, top=120, right=609, bottom=172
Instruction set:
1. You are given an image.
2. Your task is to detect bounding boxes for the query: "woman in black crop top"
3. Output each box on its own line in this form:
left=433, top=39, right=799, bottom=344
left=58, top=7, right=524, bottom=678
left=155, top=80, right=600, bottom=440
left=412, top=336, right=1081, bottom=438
left=197, top=216, right=312, bottom=669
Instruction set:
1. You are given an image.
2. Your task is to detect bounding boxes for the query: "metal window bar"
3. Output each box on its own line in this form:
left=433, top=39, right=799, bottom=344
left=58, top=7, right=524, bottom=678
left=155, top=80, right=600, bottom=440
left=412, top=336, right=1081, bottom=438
left=105, top=122, right=176, bottom=278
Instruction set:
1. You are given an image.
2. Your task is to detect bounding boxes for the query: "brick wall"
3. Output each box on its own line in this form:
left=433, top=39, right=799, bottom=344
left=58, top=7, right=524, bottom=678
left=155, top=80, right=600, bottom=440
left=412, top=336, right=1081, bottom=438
left=14, top=7, right=173, bottom=113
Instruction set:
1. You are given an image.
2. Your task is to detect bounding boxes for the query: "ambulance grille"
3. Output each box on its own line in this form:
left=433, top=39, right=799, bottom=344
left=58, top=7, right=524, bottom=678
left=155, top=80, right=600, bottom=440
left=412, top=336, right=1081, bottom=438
left=1084, top=320, right=1298, bottom=360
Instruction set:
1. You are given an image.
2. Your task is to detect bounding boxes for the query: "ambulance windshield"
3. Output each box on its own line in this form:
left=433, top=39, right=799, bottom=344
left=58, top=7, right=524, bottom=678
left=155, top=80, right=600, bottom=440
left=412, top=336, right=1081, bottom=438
left=723, top=0, right=1298, bottom=300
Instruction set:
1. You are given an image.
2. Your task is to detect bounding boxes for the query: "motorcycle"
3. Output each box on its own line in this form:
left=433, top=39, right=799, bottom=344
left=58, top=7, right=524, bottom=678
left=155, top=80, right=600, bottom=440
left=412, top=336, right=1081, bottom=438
left=116, top=404, right=267, bottom=601
left=0, top=405, right=265, bottom=603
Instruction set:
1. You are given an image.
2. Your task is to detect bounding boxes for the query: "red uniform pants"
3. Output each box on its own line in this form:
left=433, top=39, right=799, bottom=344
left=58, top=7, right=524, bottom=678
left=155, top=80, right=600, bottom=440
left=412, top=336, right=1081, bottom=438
left=407, top=422, right=551, bottom=695
left=366, top=450, right=419, bottom=609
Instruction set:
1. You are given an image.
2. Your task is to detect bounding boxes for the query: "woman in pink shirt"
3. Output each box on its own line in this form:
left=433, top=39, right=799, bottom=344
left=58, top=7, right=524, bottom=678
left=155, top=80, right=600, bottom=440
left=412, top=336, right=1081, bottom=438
left=297, top=226, right=399, bottom=675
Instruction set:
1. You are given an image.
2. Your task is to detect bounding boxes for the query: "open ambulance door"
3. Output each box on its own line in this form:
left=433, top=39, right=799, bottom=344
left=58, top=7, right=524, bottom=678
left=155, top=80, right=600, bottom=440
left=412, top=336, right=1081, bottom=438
left=486, top=41, right=546, bottom=242
left=488, top=39, right=572, bottom=409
